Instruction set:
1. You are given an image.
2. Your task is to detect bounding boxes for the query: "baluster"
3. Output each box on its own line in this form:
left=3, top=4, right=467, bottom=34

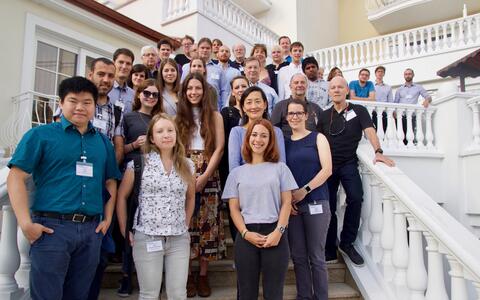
left=458, top=19, right=466, bottom=45
left=379, top=38, right=384, bottom=61
left=328, top=50, right=333, bottom=71
left=0, top=205, right=21, bottom=297
left=380, top=186, right=395, bottom=282
left=413, top=30, right=419, bottom=55
left=466, top=17, right=474, bottom=45
left=425, top=109, right=435, bottom=150
left=392, top=200, right=409, bottom=298
left=476, top=15, right=480, bottom=42
left=441, top=23, right=448, bottom=49
left=434, top=25, right=440, bottom=50
left=359, top=42, right=365, bottom=65
left=366, top=41, right=371, bottom=65
left=423, top=233, right=448, bottom=300
left=427, top=28, right=434, bottom=52
left=353, top=44, right=358, bottom=67
left=419, top=29, right=426, bottom=55
left=341, top=46, right=347, bottom=69
left=385, top=107, right=397, bottom=149
left=469, top=102, right=480, bottom=148
left=394, top=35, right=400, bottom=59
left=406, top=215, right=427, bottom=300
left=399, top=33, right=407, bottom=57
left=366, top=105, right=375, bottom=122
left=371, top=40, right=378, bottom=64
left=15, top=229, right=30, bottom=289
left=376, top=106, right=385, bottom=142
left=447, top=255, right=468, bottom=300
left=415, top=109, right=425, bottom=149
left=368, top=177, right=383, bottom=263
left=335, top=49, right=340, bottom=69
left=359, top=162, right=372, bottom=246
left=396, top=107, right=405, bottom=149
left=405, top=109, right=415, bottom=148
left=450, top=22, right=457, bottom=48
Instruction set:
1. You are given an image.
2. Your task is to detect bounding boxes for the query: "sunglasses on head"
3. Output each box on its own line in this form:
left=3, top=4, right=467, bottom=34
left=142, top=90, right=159, bottom=99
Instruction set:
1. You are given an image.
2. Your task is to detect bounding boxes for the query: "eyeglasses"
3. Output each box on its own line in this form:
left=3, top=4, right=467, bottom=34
left=142, top=90, right=159, bottom=99
left=287, top=111, right=305, bottom=118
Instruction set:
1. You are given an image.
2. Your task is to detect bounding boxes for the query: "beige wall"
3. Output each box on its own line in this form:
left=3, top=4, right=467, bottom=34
left=338, top=0, right=379, bottom=44
left=255, top=0, right=298, bottom=41
left=0, top=0, right=150, bottom=133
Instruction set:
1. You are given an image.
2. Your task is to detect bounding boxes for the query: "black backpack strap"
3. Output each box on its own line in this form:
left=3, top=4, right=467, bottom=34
left=126, top=156, right=144, bottom=233
left=114, top=105, right=122, bottom=129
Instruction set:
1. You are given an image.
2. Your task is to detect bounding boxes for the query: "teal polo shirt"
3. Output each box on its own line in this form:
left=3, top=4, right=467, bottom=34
left=8, top=116, right=121, bottom=215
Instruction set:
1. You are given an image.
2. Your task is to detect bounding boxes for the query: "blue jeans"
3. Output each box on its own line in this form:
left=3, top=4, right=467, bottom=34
left=30, top=216, right=103, bottom=300
left=325, top=160, right=364, bottom=256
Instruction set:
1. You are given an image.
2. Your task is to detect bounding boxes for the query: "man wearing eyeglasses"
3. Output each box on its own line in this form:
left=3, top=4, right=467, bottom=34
left=317, top=76, right=394, bottom=267
left=271, top=73, right=322, bottom=139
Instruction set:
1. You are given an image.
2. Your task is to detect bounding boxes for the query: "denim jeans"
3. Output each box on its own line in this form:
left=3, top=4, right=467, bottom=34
left=289, top=201, right=331, bottom=300
left=235, top=222, right=290, bottom=300
left=133, top=231, right=190, bottom=300
left=30, top=216, right=103, bottom=300
left=325, top=160, right=364, bottom=256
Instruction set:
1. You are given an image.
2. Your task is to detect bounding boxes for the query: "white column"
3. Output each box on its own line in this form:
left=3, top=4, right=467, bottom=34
left=15, top=229, right=30, bottom=289
left=395, top=107, right=406, bottom=149
left=473, top=281, right=480, bottom=300
left=359, top=163, right=372, bottom=246
left=406, top=215, right=427, bottom=300
left=368, top=177, right=383, bottom=264
left=380, top=186, right=395, bottom=282
left=399, top=33, right=405, bottom=58
left=0, top=206, right=21, bottom=297
left=341, top=46, right=347, bottom=69
left=392, top=200, right=409, bottom=298
left=468, top=102, right=480, bottom=148
left=405, top=109, right=415, bottom=148
left=425, top=109, right=435, bottom=150
left=447, top=255, right=468, bottom=300
left=366, top=41, right=372, bottom=65
left=376, top=106, right=385, bottom=142
left=371, top=40, right=378, bottom=64
left=415, top=109, right=425, bottom=149
left=386, top=107, right=397, bottom=148
left=423, top=233, right=448, bottom=300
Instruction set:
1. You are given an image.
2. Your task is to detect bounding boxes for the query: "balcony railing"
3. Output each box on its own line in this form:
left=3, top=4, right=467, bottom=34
left=308, top=13, right=480, bottom=72
left=161, top=0, right=279, bottom=46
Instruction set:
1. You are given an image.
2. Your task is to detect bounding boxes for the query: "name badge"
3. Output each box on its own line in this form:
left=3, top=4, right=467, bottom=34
left=274, top=70, right=279, bottom=74
left=308, top=202, right=324, bottom=215
left=210, top=74, right=220, bottom=80
left=115, top=101, right=125, bottom=111
left=93, top=118, right=107, bottom=131
left=239, top=66, right=244, bottom=72
left=345, top=110, right=357, bottom=122
left=146, top=240, right=163, bottom=252
left=76, top=161, right=93, bottom=177
left=406, top=94, right=413, bottom=99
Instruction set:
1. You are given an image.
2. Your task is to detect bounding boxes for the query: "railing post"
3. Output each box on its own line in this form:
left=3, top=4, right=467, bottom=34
left=425, top=109, right=435, bottom=150
left=15, top=229, right=30, bottom=289
left=380, top=186, right=395, bottom=282
left=415, top=109, right=425, bottom=149
left=368, top=177, right=383, bottom=264
left=0, top=205, right=22, bottom=298
left=395, top=107, right=406, bottom=149
left=468, top=102, right=480, bottom=148
left=385, top=107, right=397, bottom=148
left=376, top=107, right=385, bottom=142
left=423, top=233, right=448, bottom=300
left=392, top=200, right=409, bottom=298
left=359, top=162, right=372, bottom=246
left=446, top=255, right=468, bottom=300
left=405, top=109, right=416, bottom=148
left=406, top=215, right=427, bottom=300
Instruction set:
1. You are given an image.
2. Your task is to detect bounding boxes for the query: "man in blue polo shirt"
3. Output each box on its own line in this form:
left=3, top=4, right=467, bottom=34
left=7, top=76, right=121, bottom=300
left=349, top=68, right=375, bottom=101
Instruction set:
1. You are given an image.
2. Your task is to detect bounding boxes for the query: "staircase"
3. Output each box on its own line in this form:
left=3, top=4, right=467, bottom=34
left=98, top=219, right=362, bottom=300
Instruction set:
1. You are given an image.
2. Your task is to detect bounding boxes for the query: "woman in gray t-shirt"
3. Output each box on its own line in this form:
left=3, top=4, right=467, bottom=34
left=222, top=119, right=297, bottom=300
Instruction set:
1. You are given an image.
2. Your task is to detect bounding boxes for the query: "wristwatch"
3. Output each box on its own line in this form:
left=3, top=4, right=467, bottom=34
left=375, top=148, right=384, bottom=154
left=304, top=184, right=312, bottom=194
left=277, top=226, right=286, bottom=234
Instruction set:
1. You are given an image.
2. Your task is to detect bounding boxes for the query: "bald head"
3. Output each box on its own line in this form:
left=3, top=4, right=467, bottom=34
left=328, top=76, right=349, bottom=104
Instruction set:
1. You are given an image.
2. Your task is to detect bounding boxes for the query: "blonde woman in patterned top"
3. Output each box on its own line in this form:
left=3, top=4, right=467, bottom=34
left=116, top=113, right=195, bottom=299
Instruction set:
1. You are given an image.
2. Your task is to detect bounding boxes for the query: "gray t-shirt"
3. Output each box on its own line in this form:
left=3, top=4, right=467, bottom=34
left=222, top=162, right=298, bottom=224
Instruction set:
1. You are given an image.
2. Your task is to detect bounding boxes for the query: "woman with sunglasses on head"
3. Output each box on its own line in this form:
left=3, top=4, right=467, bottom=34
left=175, top=72, right=226, bottom=298
left=116, top=113, right=195, bottom=299
left=285, top=99, right=332, bottom=300
left=158, top=58, right=181, bottom=116
left=228, top=86, right=286, bottom=172
left=222, top=119, right=298, bottom=300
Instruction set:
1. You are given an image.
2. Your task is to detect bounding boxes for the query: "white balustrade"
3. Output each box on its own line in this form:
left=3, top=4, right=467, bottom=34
left=15, top=229, right=30, bottom=290
left=359, top=162, right=372, bottom=246
left=308, top=13, right=480, bottom=71
left=466, top=96, right=480, bottom=150
left=354, top=146, right=480, bottom=300
left=0, top=206, right=22, bottom=299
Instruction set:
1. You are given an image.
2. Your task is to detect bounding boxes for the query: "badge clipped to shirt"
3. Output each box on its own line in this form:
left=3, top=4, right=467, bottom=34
left=308, top=201, right=324, bottom=215
left=93, top=115, right=107, bottom=131
left=76, top=156, right=93, bottom=177
left=345, top=110, right=357, bottom=122
left=115, top=101, right=125, bottom=112
left=146, top=240, right=163, bottom=252
left=211, top=73, right=220, bottom=80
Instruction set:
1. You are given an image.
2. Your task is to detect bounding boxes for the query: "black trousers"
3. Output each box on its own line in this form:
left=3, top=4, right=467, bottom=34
left=235, top=222, right=289, bottom=300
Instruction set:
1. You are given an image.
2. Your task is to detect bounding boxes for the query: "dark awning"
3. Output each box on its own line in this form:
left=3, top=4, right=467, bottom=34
left=437, top=48, right=480, bottom=79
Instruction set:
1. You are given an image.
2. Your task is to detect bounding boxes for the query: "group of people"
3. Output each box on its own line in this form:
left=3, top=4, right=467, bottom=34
left=7, top=33, right=419, bottom=300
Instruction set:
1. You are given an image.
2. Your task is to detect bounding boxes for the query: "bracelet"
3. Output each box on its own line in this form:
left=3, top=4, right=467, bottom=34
left=241, top=229, right=249, bottom=239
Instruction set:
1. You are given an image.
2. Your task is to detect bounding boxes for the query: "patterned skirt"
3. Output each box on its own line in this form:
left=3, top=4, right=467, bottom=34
left=187, top=150, right=226, bottom=261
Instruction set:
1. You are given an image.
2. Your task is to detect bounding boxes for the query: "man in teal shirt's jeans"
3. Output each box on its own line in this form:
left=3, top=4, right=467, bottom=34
left=7, top=76, right=121, bottom=300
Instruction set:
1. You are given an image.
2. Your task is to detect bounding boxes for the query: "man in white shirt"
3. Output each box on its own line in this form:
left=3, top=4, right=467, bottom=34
left=277, top=41, right=304, bottom=100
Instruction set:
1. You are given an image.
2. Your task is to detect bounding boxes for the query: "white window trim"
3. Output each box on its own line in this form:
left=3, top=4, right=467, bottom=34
left=21, top=13, right=117, bottom=94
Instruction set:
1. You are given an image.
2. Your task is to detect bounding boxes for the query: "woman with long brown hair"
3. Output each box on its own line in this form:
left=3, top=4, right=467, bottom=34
left=157, top=58, right=181, bottom=116
left=176, top=72, right=225, bottom=298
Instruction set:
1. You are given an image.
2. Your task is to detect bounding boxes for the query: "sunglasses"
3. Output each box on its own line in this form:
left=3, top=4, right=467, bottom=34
left=142, top=90, right=159, bottom=99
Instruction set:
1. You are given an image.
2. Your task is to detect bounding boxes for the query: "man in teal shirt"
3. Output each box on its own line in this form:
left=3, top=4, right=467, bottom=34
left=7, top=76, right=121, bottom=300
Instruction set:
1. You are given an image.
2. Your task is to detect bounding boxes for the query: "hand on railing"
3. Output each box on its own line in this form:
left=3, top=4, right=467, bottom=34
left=374, top=152, right=395, bottom=166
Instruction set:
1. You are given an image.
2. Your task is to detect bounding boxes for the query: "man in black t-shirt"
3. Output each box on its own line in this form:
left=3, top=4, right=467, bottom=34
left=317, top=76, right=394, bottom=266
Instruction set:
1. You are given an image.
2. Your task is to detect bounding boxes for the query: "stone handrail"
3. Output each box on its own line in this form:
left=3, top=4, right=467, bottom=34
left=466, top=95, right=480, bottom=152
left=308, top=13, right=480, bottom=72
left=350, top=143, right=480, bottom=299
left=0, top=91, right=59, bottom=153
left=161, top=0, right=279, bottom=46
left=349, top=100, right=438, bottom=154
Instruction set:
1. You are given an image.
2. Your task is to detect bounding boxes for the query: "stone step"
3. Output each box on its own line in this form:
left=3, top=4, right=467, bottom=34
left=102, top=259, right=347, bottom=289
left=99, top=282, right=361, bottom=299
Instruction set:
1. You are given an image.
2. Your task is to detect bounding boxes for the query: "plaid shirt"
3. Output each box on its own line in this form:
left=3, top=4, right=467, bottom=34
left=94, top=99, right=122, bottom=142
left=307, top=79, right=330, bottom=109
